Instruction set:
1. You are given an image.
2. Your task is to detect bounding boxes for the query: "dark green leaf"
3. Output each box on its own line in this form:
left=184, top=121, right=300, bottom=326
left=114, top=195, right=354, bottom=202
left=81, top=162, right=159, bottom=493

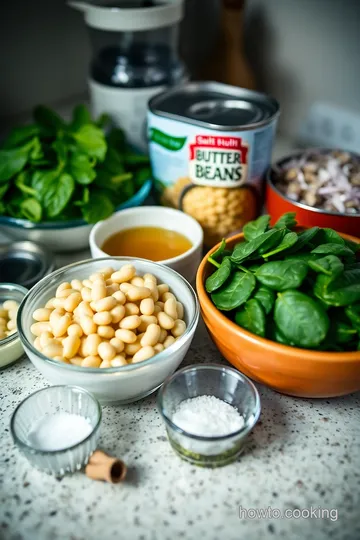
left=332, top=320, right=357, bottom=343
left=316, top=228, right=345, bottom=245
left=33, top=105, right=65, bottom=132
left=261, top=232, right=298, bottom=258
left=205, top=257, right=232, bottom=293
left=308, top=255, right=344, bottom=279
left=286, top=227, right=320, bottom=253
left=81, top=190, right=115, bottom=224
left=253, top=285, right=275, bottom=315
left=0, top=184, right=9, bottom=199
left=124, top=153, right=150, bottom=167
left=344, top=239, right=360, bottom=254
left=43, top=172, right=74, bottom=218
left=0, top=143, right=32, bottom=182
left=311, top=243, right=354, bottom=257
left=15, top=171, right=37, bottom=196
left=256, top=260, right=308, bottom=291
left=134, top=167, right=151, bottom=188
left=2, top=124, right=40, bottom=149
left=274, top=290, right=329, bottom=348
left=314, top=270, right=360, bottom=306
left=211, top=271, right=256, bottom=311
left=72, top=124, right=107, bottom=161
left=71, top=104, right=92, bottom=130
left=235, top=299, right=266, bottom=337
left=345, top=304, right=360, bottom=330
left=268, top=322, right=294, bottom=346
left=212, top=239, right=227, bottom=261
left=19, top=198, right=42, bottom=222
left=243, top=215, right=270, bottom=242
left=69, top=152, right=96, bottom=185
left=273, top=212, right=297, bottom=230
left=231, top=229, right=284, bottom=264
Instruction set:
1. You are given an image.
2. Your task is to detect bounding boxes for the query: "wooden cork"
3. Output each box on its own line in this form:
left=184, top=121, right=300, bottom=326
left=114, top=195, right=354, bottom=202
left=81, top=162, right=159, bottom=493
left=85, top=451, right=127, bottom=484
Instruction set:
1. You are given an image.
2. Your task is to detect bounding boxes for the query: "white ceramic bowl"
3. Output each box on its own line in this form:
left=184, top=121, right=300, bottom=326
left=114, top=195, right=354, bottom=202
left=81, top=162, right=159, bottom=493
left=89, top=206, right=204, bottom=284
left=17, top=257, right=199, bottom=404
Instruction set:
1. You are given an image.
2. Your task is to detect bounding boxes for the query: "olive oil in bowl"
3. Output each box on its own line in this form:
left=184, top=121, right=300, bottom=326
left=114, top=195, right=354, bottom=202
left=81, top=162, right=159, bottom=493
left=102, top=227, right=193, bottom=261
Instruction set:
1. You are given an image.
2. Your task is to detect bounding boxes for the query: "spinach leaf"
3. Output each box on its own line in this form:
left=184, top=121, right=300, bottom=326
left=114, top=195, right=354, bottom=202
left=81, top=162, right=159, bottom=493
left=33, top=105, right=65, bottom=133
left=332, top=320, right=358, bottom=343
left=314, top=270, right=360, bottom=306
left=211, top=271, right=256, bottom=311
left=243, top=214, right=270, bottom=242
left=257, top=228, right=286, bottom=256
left=286, top=227, right=320, bottom=253
left=316, top=228, right=345, bottom=245
left=235, top=298, right=266, bottom=337
left=253, top=285, right=275, bottom=314
left=308, top=255, right=344, bottom=279
left=256, top=260, right=308, bottom=291
left=80, top=190, right=115, bottom=223
left=2, top=124, right=40, bottom=149
left=69, top=153, right=96, bottom=185
left=285, top=252, right=318, bottom=263
left=19, top=198, right=42, bottom=222
left=274, top=290, right=329, bottom=348
left=0, top=184, right=9, bottom=199
left=70, top=104, right=92, bottom=130
left=273, top=212, right=297, bottom=230
left=344, top=239, right=360, bottom=254
left=345, top=304, right=360, bottom=330
left=311, top=243, right=354, bottom=257
left=0, top=143, right=32, bottom=182
left=212, top=239, right=227, bottom=260
left=205, top=257, right=232, bottom=293
left=42, top=172, right=75, bottom=218
left=261, top=232, right=298, bottom=258
left=72, top=124, right=107, bottom=161
left=231, top=229, right=284, bottom=264
left=268, top=322, right=294, bottom=346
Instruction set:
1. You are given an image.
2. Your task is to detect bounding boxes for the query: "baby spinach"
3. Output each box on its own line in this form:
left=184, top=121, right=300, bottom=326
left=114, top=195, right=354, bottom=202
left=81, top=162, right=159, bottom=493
left=206, top=212, right=360, bottom=352
left=243, top=214, right=270, bottom=242
left=0, top=104, right=150, bottom=224
left=235, top=299, right=266, bottom=337
left=261, top=231, right=298, bottom=258
left=252, top=285, right=275, bottom=315
left=211, top=271, right=256, bottom=311
left=211, top=239, right=227, bottom=260
left=205, top=257, right=232, bottom=293
left=311, top=243, right=354, bottom=257
left=274, top=291, right=329, bottom=348
left=256, top=260, right=308, bottom=291
left=308, top=255, right=344, bottom=280
left=273, top=212, right=297, bottom=230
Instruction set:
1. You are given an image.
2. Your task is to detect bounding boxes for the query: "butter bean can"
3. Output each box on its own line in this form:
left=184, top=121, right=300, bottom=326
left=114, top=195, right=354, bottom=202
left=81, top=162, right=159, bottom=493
left=147, top=81, right=280, bottom=245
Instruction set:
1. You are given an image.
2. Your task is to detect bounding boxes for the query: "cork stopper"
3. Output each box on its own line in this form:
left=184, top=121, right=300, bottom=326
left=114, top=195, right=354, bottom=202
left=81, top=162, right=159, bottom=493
left=85, top=450, right=127, bottom=484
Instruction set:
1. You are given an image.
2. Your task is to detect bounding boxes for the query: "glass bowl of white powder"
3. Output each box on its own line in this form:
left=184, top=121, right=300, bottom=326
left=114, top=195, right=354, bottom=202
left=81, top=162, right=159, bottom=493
left=10, top=385, right=102, bottom=476
left=158, top=364, right=261, bottom=467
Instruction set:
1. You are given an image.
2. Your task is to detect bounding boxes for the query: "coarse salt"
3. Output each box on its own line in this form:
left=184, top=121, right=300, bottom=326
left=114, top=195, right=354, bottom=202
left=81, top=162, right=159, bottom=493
left=27, top=412, right=93, bottom=451
left=172, top=395, right=244, bottom=437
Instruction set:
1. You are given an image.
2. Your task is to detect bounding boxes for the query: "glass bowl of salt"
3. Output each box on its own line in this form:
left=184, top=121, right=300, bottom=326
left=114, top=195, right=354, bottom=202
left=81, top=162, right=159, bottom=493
left=158, top=363, right=261, bottom=467
left=10, top=385, right=102, bottom=476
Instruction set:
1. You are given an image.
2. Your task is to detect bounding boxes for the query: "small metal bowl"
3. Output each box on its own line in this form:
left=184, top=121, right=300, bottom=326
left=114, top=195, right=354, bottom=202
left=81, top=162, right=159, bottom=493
left=0, top=283, right=27, bottom=370
left=158, top=364, right=261, bottom=468
left=10, top=385, right=102, bottom=476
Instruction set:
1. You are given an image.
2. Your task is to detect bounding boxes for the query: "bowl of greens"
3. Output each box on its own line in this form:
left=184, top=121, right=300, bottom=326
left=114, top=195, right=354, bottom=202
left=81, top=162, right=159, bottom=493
left=196, top=212, right=360, bottom=398
left=0, top=105, right=152, bottom=252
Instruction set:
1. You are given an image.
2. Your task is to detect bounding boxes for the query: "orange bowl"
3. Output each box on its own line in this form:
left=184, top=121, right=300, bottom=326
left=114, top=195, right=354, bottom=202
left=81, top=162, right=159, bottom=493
left=266, top=151, right=360, bottom=236
left=196, top=230, right=360, bottom=398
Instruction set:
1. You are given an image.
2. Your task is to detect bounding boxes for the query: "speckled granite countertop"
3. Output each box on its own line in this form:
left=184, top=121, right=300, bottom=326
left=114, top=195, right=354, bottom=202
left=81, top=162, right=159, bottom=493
left=0, top=321, right=359, bottom=540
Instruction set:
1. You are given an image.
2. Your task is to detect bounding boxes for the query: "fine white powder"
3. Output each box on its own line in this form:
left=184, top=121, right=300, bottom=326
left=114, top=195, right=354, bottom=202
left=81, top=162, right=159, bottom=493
left=27, top=412, right=93, bottom=451
left=172, top=395, right=245, bottom=437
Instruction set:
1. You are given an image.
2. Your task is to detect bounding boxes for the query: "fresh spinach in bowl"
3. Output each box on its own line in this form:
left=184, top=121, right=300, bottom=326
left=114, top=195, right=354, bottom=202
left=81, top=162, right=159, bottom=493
left=206, top=213, right=360, bottom=352
left=0, top=105, right=151, bottom=223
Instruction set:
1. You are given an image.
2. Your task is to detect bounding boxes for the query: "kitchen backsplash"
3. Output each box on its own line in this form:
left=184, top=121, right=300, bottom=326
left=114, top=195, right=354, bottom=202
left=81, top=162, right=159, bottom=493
left=1, top=0, right=359, bottom=137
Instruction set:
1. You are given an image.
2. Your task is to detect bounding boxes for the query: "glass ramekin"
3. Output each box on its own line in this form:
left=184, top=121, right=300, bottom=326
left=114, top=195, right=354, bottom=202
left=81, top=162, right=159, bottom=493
left=158, top=364, right=261, bottom=468
left=0, top=283, right=28, bottom=370
left=10, top=385, right=102, bottom=476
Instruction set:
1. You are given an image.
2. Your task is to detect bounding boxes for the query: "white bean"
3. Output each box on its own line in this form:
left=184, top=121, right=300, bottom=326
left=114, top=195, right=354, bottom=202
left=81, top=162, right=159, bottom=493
left=157, top=312, right=175, bottom=330
left=158, top=328, right=167, bottom=344
left=30, top=322, right=51, bottom=337
left=176, top=301, right=184, bottom=320
left=70, top=356, right=83, bottom=366
left=132, top=346, right=155, bottom=363
left=33, top=308, right=52, bottom=322
left=45, top=298, right=56, bottom=309
left=93, top=311, right=112, bottom=326
left=111, top=355, right=127, bottom=367
left=144, top=281, right=159, bottom=302
left=143, top=273, right=157, bottom=284
left=83, top=334, right=101, bottom=357
left=81, top=287, right=92, bottom=303
left=82, top=355, right=101, bottom=368
left=99, top=267, right=115, bottom=279
left=124, top=302, right=140, bottom=316
left=119, top=315, right=141, bottom=330
left=163, top=335, right=176, bottom=349
left=90, top=272, right=105, bottom=283
left=140, top=298, right=154, bottom=316
left=140, top=323, right=161, bottom=347
left=112, top=291, right=126, bottom=305
left=131, top=276, right=144, bottom=287
left=110, top=305, right=125, bottom=324
left=43, top=343, right=63, bottom=359
left=82, top=279, right=93, bottom=289
left=7, top=319, right=17, bottom=331
left=52, top=314, right=72, bottom=337
left=64, top=292, right=81, bottom=313
left=138, top=315, right=157, bottom=333
left=57, top=288, right=77, bottom=299
left=91, top=281, right=107, bottom=302
left=79, top=315, right=97, bottom=336
left=93, top=296, right=117, bottom=313
left=171, top=319, right=186, bottom=338
left=63, top=335, right=81, bottom=359
left=164, top=298, right=177, bottom=320
left=55, top=282, right=71, bottom=297
left=124, top=341, right=142, bottom=356
left=98, top=325, right=115, bottom=339
left=71, top=279, right=83, bottom=291
left=120, top=283, right=132, bottom=293
left=126, top=286, right=151, bottom=302
left=76, top=301, right=94, bottom=318
left=109, top=337, right=124, bottom=353
left=154, top=343, right=164, bottom=354
left=100, top=360, right=112, bottom=369
left=67, top=323, right=83, bottom=338
left=40, top=331, right=54, bottom=349
left=98, top=342, right=116, bottom=362
left=111, top=264, right=136, bottom=283
left=115, top=329, right=137, bottom=344
left=157, top=284, right=169, bottom=297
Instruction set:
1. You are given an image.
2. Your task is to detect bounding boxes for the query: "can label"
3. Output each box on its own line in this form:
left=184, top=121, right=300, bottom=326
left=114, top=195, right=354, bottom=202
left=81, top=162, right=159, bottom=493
left=147, top=111, right=277, bottom=245
left=189, top=135, right=249, bottom=188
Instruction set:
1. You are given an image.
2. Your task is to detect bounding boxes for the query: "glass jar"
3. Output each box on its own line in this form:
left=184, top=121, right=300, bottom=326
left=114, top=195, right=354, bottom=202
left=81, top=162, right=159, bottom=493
left=69, top=0, right=186, bottom=149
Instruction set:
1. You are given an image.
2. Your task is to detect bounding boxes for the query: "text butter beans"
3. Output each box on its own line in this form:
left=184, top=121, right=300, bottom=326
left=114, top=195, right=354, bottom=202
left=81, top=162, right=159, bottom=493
left=30, top=263, right=187, bottom=368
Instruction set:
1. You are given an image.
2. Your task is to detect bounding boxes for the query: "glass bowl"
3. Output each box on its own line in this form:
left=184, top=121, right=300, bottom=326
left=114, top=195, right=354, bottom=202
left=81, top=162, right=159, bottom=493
left=0, top=283, right=28, bottom=369
left=17, top=257, right=199, bottom=404
left=158, top=364, right=261, bottom=468
left=10, top=385, right=102, bottom=476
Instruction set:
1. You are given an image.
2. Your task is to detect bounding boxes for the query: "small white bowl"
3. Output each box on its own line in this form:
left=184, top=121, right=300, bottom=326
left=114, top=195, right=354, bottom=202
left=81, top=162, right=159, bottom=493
left=89, top=206, right=203, bottom=284
left=17, top=257, right=199, bottom=404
